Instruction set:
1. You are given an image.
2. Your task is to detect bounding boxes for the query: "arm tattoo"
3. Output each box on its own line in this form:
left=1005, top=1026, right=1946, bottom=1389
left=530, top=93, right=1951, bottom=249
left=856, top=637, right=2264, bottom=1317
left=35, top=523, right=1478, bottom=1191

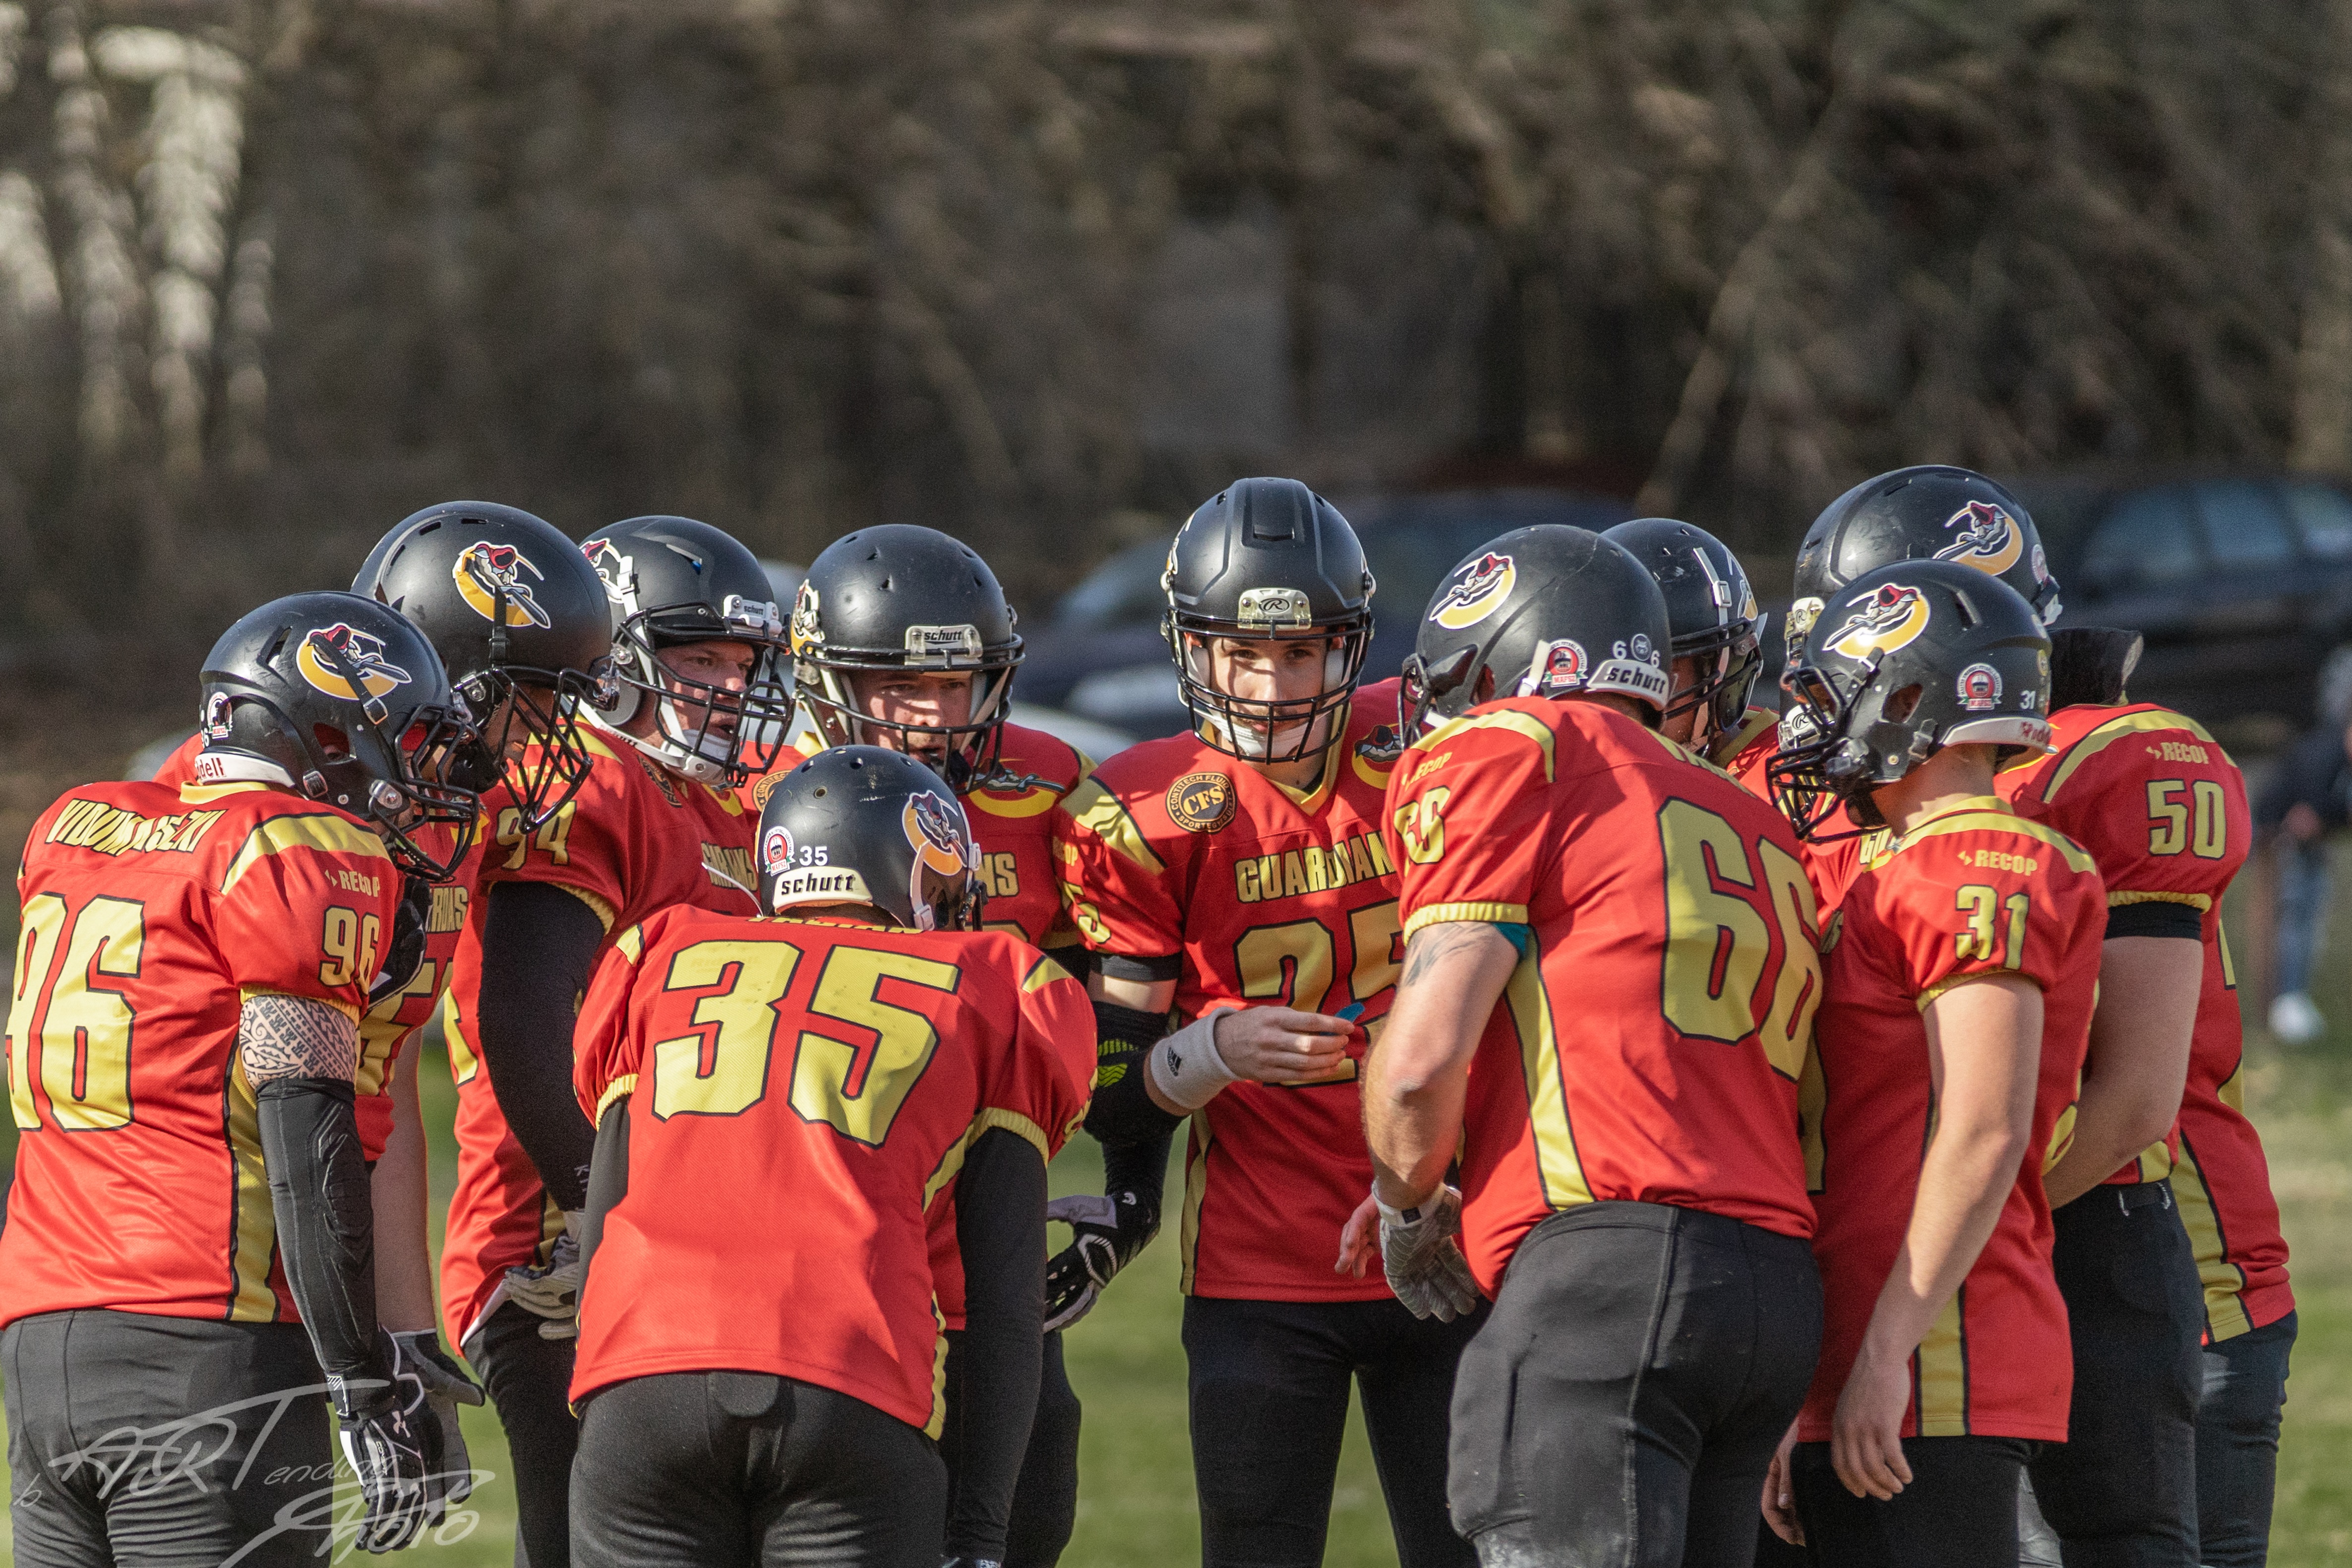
left=240, top=994, right=360, bottom=1085
left=1401, top=922, right=1500, bottom=988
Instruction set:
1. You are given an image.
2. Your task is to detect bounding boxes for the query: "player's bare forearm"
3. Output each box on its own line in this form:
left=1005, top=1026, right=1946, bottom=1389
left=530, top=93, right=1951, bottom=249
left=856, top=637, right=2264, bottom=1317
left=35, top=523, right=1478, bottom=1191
left=1364, top=921, right=1516, bottom=1207
left=240, top=992, right=361, bottom=1084
left=2043, top=934, right=2202, bottom=1209
left=1859, top=974, right=2042, bottom=1368
left=371, top=1058, right=438, bottom=1332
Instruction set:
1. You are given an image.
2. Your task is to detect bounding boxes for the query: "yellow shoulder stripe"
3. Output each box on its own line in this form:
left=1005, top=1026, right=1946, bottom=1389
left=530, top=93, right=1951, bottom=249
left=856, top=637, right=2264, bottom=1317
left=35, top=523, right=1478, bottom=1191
left=1707, top=707, right=1778, bottom=770
left=220, top=812, right=391, bottom=897
left=593, top=1073, right=639, bottom=1127
left=1020, top=956, right=1072, bottom=994
left=1419, top=708, right=1557, bottom=784
left=1062, top=777, right=1164, bottom=875
left=2042, top=709, right=2227, bottom=804
left=1916, top=969, right=2046, bottom=1012
left=1893, top=801, right=2099, bottom=875
left=179, top=782, right=269, bottom=804
left=614, top=923, right=646, bottom=963
left=1403, top=901, right=1529, bottom=941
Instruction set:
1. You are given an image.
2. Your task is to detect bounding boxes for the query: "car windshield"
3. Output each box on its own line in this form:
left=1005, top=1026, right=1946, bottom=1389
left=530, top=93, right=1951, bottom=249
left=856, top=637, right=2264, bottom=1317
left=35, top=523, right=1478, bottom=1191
left=1055, top=538, right=1170, bottom=629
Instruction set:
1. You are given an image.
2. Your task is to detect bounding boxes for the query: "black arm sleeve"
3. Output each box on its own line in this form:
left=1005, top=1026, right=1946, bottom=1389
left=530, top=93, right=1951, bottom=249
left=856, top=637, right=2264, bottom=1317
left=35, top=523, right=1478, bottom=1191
left=2105, top=903, right=2207, bottom=942
left=256, top=1077, right=381, bottom=1393
left=477, top=881, right=605, bottom=1211
left=579, top=1097, right=630, bottom=1297
left=945, top=1127, right=1048, bottom=1562
left=1100, top=1120, right=1175, bottom=1235
left=1083, top=998, right=1185, bottom=1147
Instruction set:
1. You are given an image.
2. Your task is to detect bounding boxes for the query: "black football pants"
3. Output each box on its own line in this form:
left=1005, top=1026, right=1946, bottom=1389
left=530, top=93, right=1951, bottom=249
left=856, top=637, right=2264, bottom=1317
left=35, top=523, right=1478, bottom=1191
left=1790, top=1435, right=2039, bottom=1567
left=2028, top=1181, right=2204, bottom=1568
left=938, top=1327, right=1081, bottom=1568
left=467, top=1299, right=579, bottom=1568
left=1448, top=1201, right=1822, bottom=1568
left=2, top=1309, right=331, bottom=1568
left=570, top=1369, right=945, bottom=1568
left=2196, top=1309, right=2296, bottom=1567
left=1182, top=1292, right=1484, bottom=1568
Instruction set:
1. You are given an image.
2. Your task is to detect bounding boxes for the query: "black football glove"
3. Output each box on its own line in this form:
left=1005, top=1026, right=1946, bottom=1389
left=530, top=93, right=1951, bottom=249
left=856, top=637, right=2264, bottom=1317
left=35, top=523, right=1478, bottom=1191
left=1043, top=1189, right=1159, bottom=1331
left=366, top=876, right=434, bottom=1010
left=330, top=1340, right=433, bottom=1554
left=387, top=1328, right=485, bottom=1522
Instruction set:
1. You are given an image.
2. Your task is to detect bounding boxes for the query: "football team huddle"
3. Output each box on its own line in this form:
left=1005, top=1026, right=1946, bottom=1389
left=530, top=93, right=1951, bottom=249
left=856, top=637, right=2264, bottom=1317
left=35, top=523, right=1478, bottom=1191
left=0, top=467, right=2292, bottom=1568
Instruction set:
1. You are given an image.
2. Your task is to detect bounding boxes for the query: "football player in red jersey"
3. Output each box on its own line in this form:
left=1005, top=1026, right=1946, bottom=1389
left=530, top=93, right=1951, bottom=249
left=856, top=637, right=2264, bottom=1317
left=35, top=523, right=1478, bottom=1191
left=440, top=515, right=787, bottom=1567
left=1762, top=563, right=2103, bottom=1566
left=1999, top=625, right=2291, bottom=1565
left=1054, top=478, right=1477, bottom=1568
left=752, top=524, right=1095, bottom=1567
left=1365, top=524, right=1821, bottom=1568
left=145, top=501, right=617, bottom=1526
left=2, top=594, right=479, bottom=1562
left=1604, top=516, right=1776, bottom=772
left=567, top=747, right=1095, bottom=1568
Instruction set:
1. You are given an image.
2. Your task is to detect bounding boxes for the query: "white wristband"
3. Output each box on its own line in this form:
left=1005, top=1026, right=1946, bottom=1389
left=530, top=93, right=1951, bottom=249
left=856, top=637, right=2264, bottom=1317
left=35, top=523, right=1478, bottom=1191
left=1147, top=1008, right=1240, bottom=1111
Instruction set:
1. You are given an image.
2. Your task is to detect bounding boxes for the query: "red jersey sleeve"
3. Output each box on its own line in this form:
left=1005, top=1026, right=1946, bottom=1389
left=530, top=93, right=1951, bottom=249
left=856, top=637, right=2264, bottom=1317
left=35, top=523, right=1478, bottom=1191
left=2008, top=712, right=2245, bottom=917
left=574, top=918, right=657, bottom=1124
left=1387, top=707, right=1559, bottom=937
left=1866, top=822, right=2103, bottom=1002
left=212, top=809, right=402, bottom=1015
left=1054, top=776, right=1186, bottom=958
left=479, top=761, right=633, bottom=928
left=991, top=945, right=1096, bottom=1157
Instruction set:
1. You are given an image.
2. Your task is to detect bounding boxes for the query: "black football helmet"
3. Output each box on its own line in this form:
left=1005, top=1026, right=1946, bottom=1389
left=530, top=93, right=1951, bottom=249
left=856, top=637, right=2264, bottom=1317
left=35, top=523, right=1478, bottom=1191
left=1787, top=465, right=2061, bottom=659
left=756, top=746, right=981, bottom=932
left=1604, top=517, right=1764, bottom=741
left=1161, top=478, right=1375, bottom=763
left=1768, top=561, right=2053, bottom=840
left=355, top=501, right=614, bottom=831
left=1400, top=525, right=1671, bottom=737
left=789, top=525, right=1024, bottom=790
left=194, top=592, right=481, bottom=879
left=578, top=516, right=791, bottom=786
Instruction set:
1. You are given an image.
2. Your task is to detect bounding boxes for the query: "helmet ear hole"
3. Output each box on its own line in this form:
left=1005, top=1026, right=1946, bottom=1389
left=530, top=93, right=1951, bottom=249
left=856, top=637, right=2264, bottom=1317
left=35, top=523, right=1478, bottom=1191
left=1882, top=684, right=1924, bottom=724
left=312, top=723, right=353, bottom=761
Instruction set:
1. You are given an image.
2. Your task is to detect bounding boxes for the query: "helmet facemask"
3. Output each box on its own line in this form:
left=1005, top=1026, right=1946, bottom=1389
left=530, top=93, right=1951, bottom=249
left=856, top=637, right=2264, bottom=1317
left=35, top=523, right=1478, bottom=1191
left=608, top=593, right=793, bottom=786
left=797, top=650, right=1022, bottom=793
left=1764, top=656, right=1919, bottom=841
left=452, top=662, right=613, bottom=832
left=1171, top=623, right=1369, bottom=765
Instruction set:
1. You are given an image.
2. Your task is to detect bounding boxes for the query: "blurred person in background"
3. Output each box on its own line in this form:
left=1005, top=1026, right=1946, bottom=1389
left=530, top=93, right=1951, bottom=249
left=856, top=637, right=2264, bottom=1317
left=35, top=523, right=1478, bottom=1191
left=2256, top=647, right=2352, bottom=1044
left=1057, top=478, right=1479, bottom=1568
left=1602, top=517, right=1775, bottom=774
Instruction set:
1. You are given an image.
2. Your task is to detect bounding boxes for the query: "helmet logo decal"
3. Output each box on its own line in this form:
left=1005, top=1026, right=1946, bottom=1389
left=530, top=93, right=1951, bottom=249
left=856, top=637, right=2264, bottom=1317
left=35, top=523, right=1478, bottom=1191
left=1934, top=500, right=2023, bottom=576
left=761, top=824, right=796, bottom=872
left=1430, top=553, right=1515, bottom=630
left=452, top=542, right=552, bottom=629
left=1957, top=663, right=2003, bottom=712
left=1516, top=639, right=1587, bottom=699
left=1237, top=587, right=1312, bottom=631
left=1825, top=583, right=1931, bottom=660
left=905, top=623, right=983, bottom=662
left=1165, top=771, right=1237, bottom=834
left=296, top=624, right=412, bottom=701
left=903, top=792, right=973, bottom=929
left=581, top=538, right=638, bottom=613
left=790, top=580, right=824, bottom=654
left=2031, top=542, right=2050, bottom=585
left=202, top=691, right=235, bottom=740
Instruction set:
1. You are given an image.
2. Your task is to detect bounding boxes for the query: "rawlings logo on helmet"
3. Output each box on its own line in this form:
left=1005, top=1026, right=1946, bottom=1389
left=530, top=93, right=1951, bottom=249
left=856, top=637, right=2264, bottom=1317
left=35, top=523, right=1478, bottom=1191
left=1430, top=553, right=1516, bottom=630
left=1934, top=500, right=2024, bottom=576
left=1825, top=583, right=1932, bottom=661
left=581, top=538, right=637, bottom=611
left=902, top=791, right=972, bottom=930
left=296, top=624, right=413, bottom=701
left=452, top=542, right=551, bottom=629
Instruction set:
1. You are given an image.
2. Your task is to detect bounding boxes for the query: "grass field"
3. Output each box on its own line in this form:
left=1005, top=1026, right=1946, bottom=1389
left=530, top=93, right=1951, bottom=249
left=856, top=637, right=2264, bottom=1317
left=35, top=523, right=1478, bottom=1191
left=9, top=887, right=2352, bottom=1564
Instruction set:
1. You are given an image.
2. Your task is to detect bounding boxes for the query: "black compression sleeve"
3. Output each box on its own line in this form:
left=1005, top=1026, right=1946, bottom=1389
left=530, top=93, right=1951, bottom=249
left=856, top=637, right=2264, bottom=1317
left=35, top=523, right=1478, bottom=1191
left=947, top=1128, right=1047, bottom=1562
left=1084, top=998, right=1184, bottom=1146
left=2106, top=902, right=2207, bottom=941
left=256, top=1077, right=380, bottom=1391
left=1100, top=1120, right=1175, bottom=1230
left=580, top=1097, right=630, bottom=1306
left=477, top=881, right=605, bottom=1211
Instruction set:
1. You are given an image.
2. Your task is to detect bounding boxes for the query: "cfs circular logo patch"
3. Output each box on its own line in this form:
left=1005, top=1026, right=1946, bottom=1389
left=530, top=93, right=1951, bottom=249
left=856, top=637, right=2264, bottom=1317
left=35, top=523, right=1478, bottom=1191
left=452, top=542, right=552, bottom=628
left=1166, top=771, right=1236, bottom=834
left=296, top=624, right=413, bottom=701
left=1825, top=583, right=1931, bottom=661
left=1429, top=553, right=1516, bottom=630
left=1956, top=662, right=2003, bottom=712
left=1934, top=500, right=2024, bottom=576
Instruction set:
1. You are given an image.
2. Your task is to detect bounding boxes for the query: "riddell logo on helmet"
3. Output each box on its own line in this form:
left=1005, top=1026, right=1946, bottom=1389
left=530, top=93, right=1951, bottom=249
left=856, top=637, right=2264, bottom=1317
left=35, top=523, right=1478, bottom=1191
left=1934, top=500, right=2024, bottom=576
left=296, top=624, right=412, bottom=701
left=1825, top=584, right=1931, bottom=660
left=1957, top=663, right=2003, bottom=711
left=1430, top=553, right=1515, bottom=630
left=452, top=542, right=552, bottom=629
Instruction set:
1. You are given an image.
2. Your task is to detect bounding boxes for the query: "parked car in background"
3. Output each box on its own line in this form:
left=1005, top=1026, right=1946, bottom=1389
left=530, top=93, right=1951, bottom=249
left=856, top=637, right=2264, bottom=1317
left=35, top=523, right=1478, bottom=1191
left=2003, top=473, right=2352, bottom=731
left=1018, top=488, right=1636, bottom=739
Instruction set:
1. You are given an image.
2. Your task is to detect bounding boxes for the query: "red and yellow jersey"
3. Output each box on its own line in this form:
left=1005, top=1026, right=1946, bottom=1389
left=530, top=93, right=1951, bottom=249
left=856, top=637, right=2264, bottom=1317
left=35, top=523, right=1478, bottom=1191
left=569, top=910, right=1093, bottom=1430
left=744, top=722, right=1095, bottom=1327
left=1998, top=704, right=2289, bottom=1334
left=440, top=724, right=759, bottom=1346
left=1, top=781, right=399, bottom=1328
left=1388, top=700, right=1819, bottom=1293
left=149, top=734, right=484, bottom=1162
left=1055, top=691, right=1406, bottom=1301
left=1800, top=797, right=2105, bottom=1444
left=1719, top=711, right=1884, bottom=911
left=1709, top=705, right=1780, bottom=780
